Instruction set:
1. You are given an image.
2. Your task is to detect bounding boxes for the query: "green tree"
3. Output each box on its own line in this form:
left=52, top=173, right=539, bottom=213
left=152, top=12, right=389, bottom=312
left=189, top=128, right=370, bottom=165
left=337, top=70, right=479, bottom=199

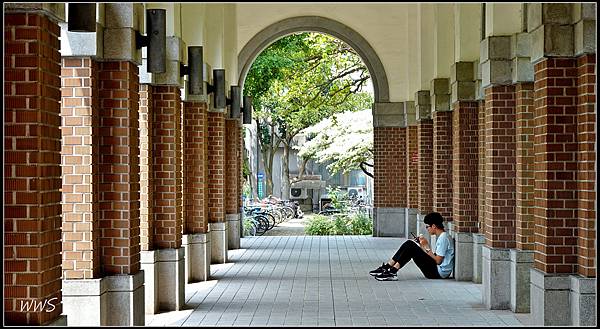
left=244, top=32, right=373, bottom=198
left=295, top=109, right=374, bottom=177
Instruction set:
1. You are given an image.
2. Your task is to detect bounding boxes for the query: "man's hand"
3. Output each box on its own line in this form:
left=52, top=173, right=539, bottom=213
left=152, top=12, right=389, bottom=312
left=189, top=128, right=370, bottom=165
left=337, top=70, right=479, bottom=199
left=418, top=236, right=429, bottom=249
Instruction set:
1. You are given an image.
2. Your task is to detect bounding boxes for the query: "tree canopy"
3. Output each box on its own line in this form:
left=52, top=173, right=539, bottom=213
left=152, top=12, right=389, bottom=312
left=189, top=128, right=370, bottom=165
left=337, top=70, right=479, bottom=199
left=295, top=109, right=373, bottom=176
left=244, top=32, right=373, bottom=196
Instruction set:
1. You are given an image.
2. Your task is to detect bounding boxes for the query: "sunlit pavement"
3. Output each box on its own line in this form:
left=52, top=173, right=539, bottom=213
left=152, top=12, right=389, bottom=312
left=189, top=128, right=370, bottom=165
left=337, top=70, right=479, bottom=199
left=146, top=235, right=534, bottom=326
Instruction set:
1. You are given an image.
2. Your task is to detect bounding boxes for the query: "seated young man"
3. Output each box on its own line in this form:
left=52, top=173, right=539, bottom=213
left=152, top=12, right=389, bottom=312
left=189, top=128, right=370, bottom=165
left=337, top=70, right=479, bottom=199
left=369, top=212, right=454, bottom=281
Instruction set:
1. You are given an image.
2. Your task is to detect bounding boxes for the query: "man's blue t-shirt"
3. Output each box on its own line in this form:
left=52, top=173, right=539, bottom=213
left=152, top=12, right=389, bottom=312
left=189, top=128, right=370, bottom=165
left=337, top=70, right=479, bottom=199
left=435, top=232, right=454, bottom=278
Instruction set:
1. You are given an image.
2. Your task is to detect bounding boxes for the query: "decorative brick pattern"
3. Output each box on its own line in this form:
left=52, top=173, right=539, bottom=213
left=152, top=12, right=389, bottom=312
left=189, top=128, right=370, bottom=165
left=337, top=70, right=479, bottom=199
left=406, top=125, right=419, bottom=209
left=533, top=58, right=579, bottom=274
left=417, top=120, right=434, bottom=214
left=483, top=85, right=516, bottom=249
left=139, top=84, right=154, bottom=250
left=478, top=100, right=486, bottom=232
left=225, top=119, right=240, bottom=214
left=373, top=127, right=407, bottom=208
left=183, top=101, right=209, bottom=234
left=97, top=61, right=141, bottom=274
left=151, top=86, right=183, bottom=249
left=60, top=57, right=100, bottom=279
left=4, top=13, right=63, bottom=325
left=452, top=101, right=479, bottom=233
left=576, top=54, right=596, bottom=277
left=208, top=111, right=226, bottom=222
left=515, top=82, right=535, bottom=251
left=432, top=111, right=453, bottom=222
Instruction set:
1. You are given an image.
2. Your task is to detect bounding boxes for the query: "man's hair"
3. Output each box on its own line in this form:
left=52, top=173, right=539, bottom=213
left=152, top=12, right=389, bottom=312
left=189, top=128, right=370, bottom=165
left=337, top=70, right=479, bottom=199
left=424, top=212, right=444, bottom=229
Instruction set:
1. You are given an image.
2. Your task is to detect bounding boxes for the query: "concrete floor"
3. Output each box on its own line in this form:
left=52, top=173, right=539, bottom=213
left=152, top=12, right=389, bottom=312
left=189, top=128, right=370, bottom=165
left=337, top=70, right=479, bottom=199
left=146, top=235, right=535, bottom=326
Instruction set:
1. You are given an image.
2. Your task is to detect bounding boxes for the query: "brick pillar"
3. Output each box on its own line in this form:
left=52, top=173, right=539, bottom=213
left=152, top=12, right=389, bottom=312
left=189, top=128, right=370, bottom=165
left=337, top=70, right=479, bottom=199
left=451, top=101, right=479, bottom=233
left=225, top=119, right=241, bottom=249
left=533, top=58, right=578, bottom=273
left=406, top=126, right=419, bottom=210
left=432, top=110, right=453, bottom=222
left=208, top=110, right=228, bottom=262
left=451, top=100, right=480, bottom=282
left=97, top=61, right=141, bottom=275
left=139, top=84, right=154, bottom=252
left=4, top=12, right=63, bottom=326
left=473, top=99, right=486, bottom=284
left=149, top=86, right=185, bottom=311
left=238, top=124, right=244, bottom=210
left=514, top=83, right=535, bottom=252
left=373, top=124, right=407, bottom=237
left=406, top=123, right=419, bottom=236
left=477, top=100, right=486, bottom=233
left=576, top=53, right=596, bottom=278
left=482, top=84, right=517, bottom=309
left=417, top=118, right=433, bottom=237
left=182, top=100, right=210, bottom=283
left=60, top=56, right=100, bottom=281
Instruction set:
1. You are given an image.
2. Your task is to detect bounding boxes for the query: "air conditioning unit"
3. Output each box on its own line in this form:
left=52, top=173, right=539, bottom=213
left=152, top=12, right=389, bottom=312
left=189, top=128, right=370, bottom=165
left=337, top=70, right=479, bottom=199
left=347, top=186, right=365, bottom=199
left=289, top=187, right=308, bottom=199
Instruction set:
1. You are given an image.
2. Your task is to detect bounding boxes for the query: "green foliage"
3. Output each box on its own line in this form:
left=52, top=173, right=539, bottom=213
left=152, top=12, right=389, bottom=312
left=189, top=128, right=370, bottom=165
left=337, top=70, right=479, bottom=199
left=304, top=212, right=372, bottom=236
left=348, top=212, right=372, bottom=235
left=331, top=215, right=351, bottom=235
left=243, top=217, right=255, bottom=236
left=327, top=186, right=349, bottom=212
left=304, top=214, right=333, bottom=235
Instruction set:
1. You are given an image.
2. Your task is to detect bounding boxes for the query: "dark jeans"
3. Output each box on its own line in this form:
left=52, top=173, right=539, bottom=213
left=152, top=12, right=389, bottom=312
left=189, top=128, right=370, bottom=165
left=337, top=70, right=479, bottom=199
left=391, top=240, right=442, bottom=279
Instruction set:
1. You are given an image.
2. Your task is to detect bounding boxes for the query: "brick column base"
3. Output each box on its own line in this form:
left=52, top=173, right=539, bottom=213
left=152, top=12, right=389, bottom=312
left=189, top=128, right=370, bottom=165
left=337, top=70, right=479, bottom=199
left=62, top=272, right=144, bottom=325
left=227, top=214, right=241, bottom=250
left=210, top=222, right=228, bottom=263
left=141, top=249, right=185, bottom=313
left=482, top=246, right=511, bottom=309
left=182, top=233, right=211, bottom=283
left=509, top=249, right=534, bottom=313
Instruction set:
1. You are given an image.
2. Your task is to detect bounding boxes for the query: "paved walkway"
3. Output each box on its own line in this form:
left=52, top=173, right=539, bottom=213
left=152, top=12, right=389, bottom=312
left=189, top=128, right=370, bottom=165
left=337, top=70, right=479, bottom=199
left=146, top=235, right=533, bottom=326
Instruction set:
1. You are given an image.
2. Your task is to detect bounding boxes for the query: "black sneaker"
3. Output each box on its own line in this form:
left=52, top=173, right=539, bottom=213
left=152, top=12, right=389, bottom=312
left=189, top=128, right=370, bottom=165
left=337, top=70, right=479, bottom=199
left=375, top=268, right=398, bottom=281
left=369, top=262, right=391, bottom=276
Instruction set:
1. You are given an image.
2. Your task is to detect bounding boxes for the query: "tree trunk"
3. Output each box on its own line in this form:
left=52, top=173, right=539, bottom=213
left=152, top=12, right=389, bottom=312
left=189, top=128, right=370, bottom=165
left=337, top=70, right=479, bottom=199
left=298, top=157, right=308, bottom=178
left=264, top=150, right=275, bottom=197
left=281, top=140, right=291, bottom=199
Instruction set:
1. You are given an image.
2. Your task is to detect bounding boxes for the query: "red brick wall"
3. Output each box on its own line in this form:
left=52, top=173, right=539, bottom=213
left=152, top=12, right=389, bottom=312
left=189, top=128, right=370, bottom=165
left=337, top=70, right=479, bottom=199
left=4, top=12, right=63, bottom=325
left=576, top=54, right=596, bottom=277
left=373, top=127, right=406, bottom=208
left=208, top=111, right=226, bottom=222
left=432, top=111, right=453, bottom=221
left=478, top=100, right=486, bottom=232
left=60, top=57, right=100, bottom=279
left=533, top=58, right=579, bottom=274
left=484, top=85, right=516, bottom=249
left=225, top=120, right=239, bottom=214
left=237, top=123, right=244, bottom=211
left=417, top=120, right=434, bottom=214
left=139, top=85, right=154, bottom=250
left=183, top=101, right=209, bottom=234
left=515, top=82, right=535, bottom=251
left=452, top=101, right=479, bottom=233
left=406, top=125, right=419, bottom=209
left=98, top=61, right=141, bottom=274
left=151, top=86, right=183, bottom=249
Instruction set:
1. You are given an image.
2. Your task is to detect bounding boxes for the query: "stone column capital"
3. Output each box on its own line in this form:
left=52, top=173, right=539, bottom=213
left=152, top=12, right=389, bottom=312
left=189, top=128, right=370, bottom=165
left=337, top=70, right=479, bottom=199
left=430, top=78, right=451, bottom=113
left=140, top=36, right=186, bottom=88
left=103, top=3, right=144, bottom=65
left=415, top=90, right=431, bottom=121
left=60, top=4, right=105, bottom=59
left=372, top=102, right=406, bottom=128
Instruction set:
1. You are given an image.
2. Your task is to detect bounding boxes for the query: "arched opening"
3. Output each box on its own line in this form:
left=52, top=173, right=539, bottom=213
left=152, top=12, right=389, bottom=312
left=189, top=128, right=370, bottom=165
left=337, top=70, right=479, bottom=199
left=237, top=16, right=389, bottom=103
left=238, top=19, right=387, bottom=238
